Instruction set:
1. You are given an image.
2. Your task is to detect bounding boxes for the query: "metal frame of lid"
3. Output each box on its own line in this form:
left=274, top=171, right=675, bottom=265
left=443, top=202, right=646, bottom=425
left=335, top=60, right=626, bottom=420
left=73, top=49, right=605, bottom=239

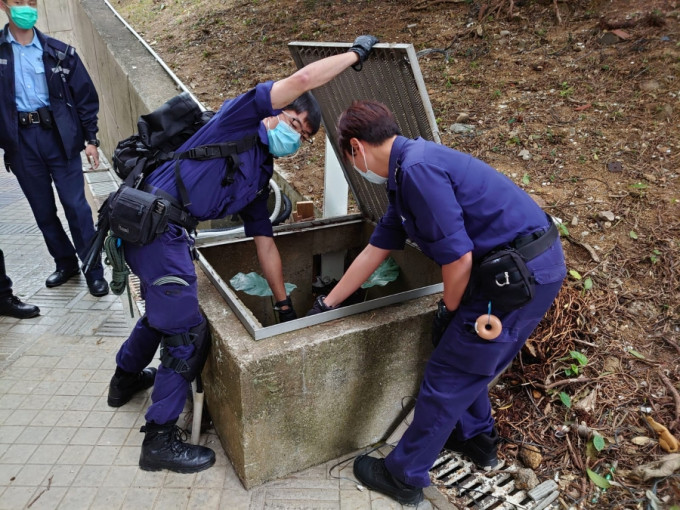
left=288, top=42, right=441, bottom=224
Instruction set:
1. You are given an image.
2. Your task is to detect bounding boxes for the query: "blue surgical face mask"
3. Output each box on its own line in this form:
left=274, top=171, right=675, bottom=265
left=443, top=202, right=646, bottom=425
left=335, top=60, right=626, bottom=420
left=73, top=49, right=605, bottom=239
left=351, top=144, right=387, bottom=185
left=266, top=116, right=301, bottom=158
left=7, top=4, right=38, bottom=30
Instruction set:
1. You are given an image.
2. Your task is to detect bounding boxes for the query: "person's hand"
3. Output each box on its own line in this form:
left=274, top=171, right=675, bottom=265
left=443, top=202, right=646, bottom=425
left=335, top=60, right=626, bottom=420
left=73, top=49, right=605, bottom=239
left=305, top=295, right=334, bottom=316
left=274, top=296, right=297, bottom=323
left=432, top=299, right=456, bottom=348
left=85, top=144, right=100, bottom=170
left=349, top=35, right=379, bottom=71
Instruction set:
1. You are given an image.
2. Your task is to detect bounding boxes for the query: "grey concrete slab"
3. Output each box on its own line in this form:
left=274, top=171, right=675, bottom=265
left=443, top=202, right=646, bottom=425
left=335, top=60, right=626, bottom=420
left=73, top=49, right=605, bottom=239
left=43, top=0, right=72, bottom=34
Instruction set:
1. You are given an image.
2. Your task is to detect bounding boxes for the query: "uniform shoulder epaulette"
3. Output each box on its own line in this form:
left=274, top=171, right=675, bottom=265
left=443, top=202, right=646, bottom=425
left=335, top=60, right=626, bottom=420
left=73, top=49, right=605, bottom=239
left=43, top=35, right=76, bottom=60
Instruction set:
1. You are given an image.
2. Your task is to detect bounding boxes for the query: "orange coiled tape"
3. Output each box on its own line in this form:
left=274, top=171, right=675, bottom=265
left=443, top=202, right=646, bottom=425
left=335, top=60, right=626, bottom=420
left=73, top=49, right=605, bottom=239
left=474, top=314, right=502, bottom=340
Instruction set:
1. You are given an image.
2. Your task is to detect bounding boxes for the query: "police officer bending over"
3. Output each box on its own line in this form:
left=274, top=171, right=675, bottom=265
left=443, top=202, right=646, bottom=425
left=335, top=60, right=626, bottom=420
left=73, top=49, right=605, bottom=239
left=0, top=0, right=108, bottom=297
left=307, top=100, right=567, bottom=506
left=106, top=37, right=378, bottom=474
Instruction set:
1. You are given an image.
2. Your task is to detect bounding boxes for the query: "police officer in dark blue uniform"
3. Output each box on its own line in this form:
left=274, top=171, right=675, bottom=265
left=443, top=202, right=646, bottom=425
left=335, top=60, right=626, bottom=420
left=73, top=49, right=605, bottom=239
left=0, top=0, right=108, bottom=297
left=106, top=36, right=379, bottom=474
left=308, top=100, right=566, bottom=505
left=0, top=248, right=39, bottom=318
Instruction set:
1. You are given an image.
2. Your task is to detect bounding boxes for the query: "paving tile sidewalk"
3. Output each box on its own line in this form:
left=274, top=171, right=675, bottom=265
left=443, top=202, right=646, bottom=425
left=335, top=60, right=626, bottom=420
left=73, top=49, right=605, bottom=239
left=0, top=156, right=449, bottom=509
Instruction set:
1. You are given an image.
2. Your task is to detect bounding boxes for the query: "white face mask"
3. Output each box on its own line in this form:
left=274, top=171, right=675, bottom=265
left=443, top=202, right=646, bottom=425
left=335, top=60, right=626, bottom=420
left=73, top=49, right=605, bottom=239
left=351, top=144, right=387, bottom=185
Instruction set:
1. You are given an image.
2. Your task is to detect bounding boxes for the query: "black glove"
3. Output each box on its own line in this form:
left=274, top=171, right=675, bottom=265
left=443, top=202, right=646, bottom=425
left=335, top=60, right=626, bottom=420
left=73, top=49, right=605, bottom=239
left=306, top=295, right=334, bottom=316
left=432, top=299, right=456, bottom=348
left=274, top=296, right=297, bottom=323
left=349, top=35, right=379, bottom=71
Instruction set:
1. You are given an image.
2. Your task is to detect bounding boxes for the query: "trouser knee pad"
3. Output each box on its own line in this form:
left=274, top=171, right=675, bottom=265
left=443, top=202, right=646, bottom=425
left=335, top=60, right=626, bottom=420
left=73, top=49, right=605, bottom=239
left=159, top=319, right=211, bottom=382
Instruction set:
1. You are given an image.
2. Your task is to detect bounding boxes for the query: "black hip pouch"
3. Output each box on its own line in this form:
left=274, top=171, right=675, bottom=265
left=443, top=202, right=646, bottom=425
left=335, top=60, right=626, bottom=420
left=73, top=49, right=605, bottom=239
left=37, top=107, right=53, bottom=129
left=107, top=185, right=170, bottom=246
left=475, top=248, right=535, bottom=312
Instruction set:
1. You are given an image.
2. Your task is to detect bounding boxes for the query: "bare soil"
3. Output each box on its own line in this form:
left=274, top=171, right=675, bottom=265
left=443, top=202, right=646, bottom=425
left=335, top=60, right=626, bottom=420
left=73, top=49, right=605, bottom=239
left=113, top=0, right=679, bottom=507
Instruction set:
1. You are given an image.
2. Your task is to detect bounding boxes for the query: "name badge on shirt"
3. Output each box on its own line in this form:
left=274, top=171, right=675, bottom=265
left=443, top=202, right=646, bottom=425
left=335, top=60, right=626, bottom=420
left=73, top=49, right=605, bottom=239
left=0, top=59, right=7, bottom=65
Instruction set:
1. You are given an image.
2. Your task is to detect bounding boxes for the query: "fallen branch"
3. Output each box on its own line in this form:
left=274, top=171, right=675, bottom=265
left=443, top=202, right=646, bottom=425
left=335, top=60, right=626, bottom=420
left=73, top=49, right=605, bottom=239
left=564, top=236, right=601, bottom=263
left=531, top=377, right=592, bottom=390
left=566, top=433, right=584, bottom=471
left=599, top=12, right=666, bottom=30
left=659, top=371, right=680, bottom=429
left=660, top=335, right=680, bottom=357
left=27, top=475, right=52, bottom=508
left=411, top=0, right=467, bottom=10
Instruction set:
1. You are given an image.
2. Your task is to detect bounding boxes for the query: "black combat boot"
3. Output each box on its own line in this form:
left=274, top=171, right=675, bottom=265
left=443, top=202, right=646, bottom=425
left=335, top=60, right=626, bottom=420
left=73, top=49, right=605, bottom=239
left=353, top=455, right=424, bottom=506
left=444, top=428, right=500, bottom=469
left=107, top=366, right=157, bottom=407
left=139, top=420, right=216, bottom=473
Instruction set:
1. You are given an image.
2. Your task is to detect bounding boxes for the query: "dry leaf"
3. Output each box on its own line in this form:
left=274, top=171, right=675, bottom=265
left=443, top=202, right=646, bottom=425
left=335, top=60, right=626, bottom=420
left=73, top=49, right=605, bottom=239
left=574, top=388, right=598, bottom=413
left=630, top=454, right=680, bottom=481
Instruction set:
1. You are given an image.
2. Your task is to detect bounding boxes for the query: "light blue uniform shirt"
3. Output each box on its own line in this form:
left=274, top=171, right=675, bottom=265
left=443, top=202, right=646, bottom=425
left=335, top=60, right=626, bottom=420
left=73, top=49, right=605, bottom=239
left=8, top=29, right=50, bottom=112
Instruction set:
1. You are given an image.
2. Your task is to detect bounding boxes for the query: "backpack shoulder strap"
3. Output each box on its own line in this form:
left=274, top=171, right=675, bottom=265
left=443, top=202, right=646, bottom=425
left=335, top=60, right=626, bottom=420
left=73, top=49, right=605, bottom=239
left=171, top=133, right=260, bottom=207
left=170, top=134, right=259, bottom=162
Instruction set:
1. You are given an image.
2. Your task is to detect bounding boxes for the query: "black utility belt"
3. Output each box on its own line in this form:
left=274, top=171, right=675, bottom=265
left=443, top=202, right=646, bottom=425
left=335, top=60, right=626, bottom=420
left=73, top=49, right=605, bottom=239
left=472, top=217, right=559, bottom=312
left=107, top=185, right=197, bottom=246
left=18, top=107, right=53, bottom=128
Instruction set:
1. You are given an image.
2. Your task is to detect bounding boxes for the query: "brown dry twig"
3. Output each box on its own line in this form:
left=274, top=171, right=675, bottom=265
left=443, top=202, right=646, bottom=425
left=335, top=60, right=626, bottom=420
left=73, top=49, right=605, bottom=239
left=599, top=12, right=666, bottom=30
left=658, top=371, right=680, bottom=431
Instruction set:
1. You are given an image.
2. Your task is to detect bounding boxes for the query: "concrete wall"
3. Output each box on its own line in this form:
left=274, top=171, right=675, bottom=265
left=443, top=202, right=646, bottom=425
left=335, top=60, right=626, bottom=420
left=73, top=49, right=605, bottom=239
left=199, top=269, right=434, bottom=488
left=44, top=0, right=180, bottom=160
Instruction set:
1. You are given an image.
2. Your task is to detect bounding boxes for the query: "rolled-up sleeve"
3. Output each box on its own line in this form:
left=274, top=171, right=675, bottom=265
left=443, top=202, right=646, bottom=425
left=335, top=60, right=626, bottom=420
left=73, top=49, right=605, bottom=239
left=240, top=188, right=273, bottom=237
left=369, top=202, right=407, bottom=250
left=402, top=164, right=473, bottom=265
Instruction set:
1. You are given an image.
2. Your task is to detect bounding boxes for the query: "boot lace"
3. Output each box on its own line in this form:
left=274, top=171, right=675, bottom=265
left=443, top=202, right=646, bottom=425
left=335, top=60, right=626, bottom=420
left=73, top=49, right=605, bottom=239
left=168, top=425, right=191, bottom=453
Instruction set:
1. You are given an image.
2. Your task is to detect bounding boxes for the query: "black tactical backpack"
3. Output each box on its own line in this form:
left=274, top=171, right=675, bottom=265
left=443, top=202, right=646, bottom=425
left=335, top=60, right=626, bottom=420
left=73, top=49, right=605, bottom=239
left=112, top=92, right=216, bottom=184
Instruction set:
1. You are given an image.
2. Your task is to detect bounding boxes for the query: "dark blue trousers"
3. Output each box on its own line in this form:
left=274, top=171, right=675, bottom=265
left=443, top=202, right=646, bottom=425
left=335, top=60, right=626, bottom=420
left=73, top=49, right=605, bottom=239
left=8, top=123, right=103, bottom=280
left=0, top=249, right=12, bottom=299
left=115, top=224, right=202, bottom=424
left=385, top=239, right=566, bottom=487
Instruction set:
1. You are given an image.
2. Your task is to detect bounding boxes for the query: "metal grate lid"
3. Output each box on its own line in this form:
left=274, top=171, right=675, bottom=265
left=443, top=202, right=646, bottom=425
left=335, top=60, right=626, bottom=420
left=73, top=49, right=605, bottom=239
left=288, top=42, right=440, bottom=223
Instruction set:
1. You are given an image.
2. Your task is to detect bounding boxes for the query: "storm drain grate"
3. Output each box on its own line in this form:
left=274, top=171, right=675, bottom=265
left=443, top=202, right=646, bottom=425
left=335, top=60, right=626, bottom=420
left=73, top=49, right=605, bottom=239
left=430, top=451, right=559, bottom=510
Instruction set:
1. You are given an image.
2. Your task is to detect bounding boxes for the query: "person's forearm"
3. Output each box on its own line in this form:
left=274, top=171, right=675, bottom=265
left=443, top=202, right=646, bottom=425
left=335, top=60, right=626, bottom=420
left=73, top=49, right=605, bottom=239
left=324, top=244, right=390, bottom=307
left=441, top=252, right=473, bottom=311
left=254, top=236, right=288, bottom=303
left=271, top=52, right=359, bottom=109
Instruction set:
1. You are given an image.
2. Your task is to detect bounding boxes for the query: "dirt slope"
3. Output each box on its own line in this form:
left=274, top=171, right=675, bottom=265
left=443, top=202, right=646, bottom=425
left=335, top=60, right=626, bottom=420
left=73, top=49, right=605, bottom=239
left=112, top=0, right=680, bottom=507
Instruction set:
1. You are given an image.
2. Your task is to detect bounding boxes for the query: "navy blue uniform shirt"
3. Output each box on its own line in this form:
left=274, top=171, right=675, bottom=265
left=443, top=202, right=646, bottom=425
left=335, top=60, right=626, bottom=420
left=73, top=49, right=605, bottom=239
left=146, top=81, right=278, bottom=237
left=370, top=136, right=550, bottom=265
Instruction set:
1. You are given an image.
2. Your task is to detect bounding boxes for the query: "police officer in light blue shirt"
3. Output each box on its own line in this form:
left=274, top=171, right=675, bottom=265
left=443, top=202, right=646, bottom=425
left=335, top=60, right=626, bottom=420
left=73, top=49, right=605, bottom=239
left=308, top=100, right=566, bottom=506
left=0, top=0, right=108, bottom=296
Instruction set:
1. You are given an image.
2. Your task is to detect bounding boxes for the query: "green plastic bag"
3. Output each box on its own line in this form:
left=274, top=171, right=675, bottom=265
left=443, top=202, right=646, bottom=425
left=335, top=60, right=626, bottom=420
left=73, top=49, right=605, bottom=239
left=361, top=257, right=400, bottom=289
left=229, top=272, right=297, bottom=297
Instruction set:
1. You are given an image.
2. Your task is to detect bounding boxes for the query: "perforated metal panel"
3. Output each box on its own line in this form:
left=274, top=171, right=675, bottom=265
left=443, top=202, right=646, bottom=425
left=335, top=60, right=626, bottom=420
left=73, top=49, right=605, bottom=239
left=289, top=42, right=440, bottom=223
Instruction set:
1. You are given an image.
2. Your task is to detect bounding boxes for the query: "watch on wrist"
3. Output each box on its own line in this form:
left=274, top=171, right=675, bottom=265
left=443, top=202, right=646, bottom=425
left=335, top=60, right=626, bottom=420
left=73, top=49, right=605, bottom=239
left=86, top=139, right=100, bottom=147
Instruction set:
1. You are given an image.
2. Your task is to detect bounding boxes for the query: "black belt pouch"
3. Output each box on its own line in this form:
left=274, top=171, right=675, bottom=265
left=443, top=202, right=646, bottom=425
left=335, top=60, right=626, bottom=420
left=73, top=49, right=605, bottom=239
left=108, top=185, right=170, bottom=245
left=475, top=248, right=535, bottom=312
left=37, top=107, right=53, bottom=129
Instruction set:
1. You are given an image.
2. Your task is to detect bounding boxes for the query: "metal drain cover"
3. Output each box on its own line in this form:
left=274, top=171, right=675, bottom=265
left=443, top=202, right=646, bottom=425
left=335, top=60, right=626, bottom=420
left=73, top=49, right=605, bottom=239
left=430, top=451, right=559, bottom=510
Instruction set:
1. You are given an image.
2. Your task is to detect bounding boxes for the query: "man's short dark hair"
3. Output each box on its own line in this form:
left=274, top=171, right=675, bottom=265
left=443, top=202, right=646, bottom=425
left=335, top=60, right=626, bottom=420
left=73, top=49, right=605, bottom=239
left=285, top=91, right=321, bottom=134
left=337, top=100, right=400, bottom=160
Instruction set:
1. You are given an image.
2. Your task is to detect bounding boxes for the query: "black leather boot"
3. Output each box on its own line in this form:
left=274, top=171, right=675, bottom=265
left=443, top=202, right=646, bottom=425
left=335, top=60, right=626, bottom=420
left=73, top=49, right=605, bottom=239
left=353, top=455, right=423, bottom=506
left=107, top=366, right=157, bottom=407
left=444, top=428, right=500, bottom=469
left=0, top=295, right=40, bottom=319
left=139, top=421, right=216, bottom=473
